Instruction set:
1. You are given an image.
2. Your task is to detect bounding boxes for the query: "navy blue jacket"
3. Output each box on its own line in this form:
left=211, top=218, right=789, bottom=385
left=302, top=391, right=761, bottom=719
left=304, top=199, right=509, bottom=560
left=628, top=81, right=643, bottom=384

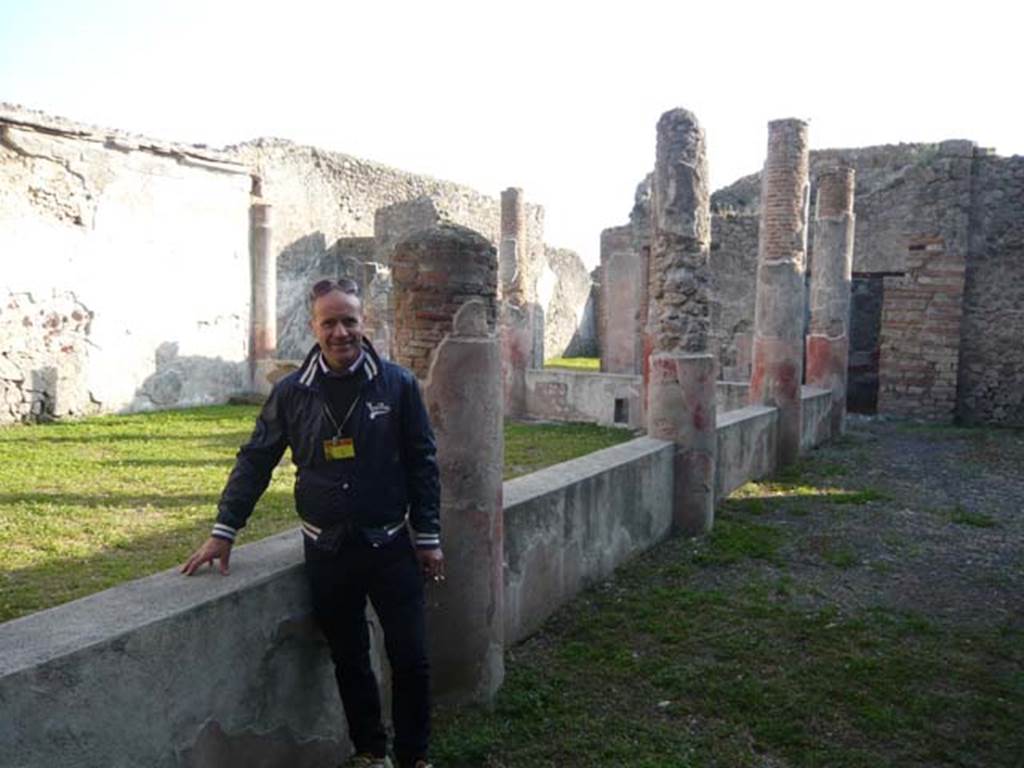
left=211, top=341, right=441, bottom=550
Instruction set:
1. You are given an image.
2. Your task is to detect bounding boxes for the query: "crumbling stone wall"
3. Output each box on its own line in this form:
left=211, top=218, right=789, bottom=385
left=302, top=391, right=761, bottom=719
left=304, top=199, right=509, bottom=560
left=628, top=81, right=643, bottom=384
left=712, top=141, right=976, bottom=275
left=540, top=246, right=595, bottom=358
left=959, top=154, right=1024, bottom=425
left=709, top=140, right=1020, bottom=424
left=1, top=105, right=252, bottom=423
left=709, top=211, right=759, bottom=379
left=0, top=292, right=96, bottom=422
left=229, top=140, right=546, bottom=359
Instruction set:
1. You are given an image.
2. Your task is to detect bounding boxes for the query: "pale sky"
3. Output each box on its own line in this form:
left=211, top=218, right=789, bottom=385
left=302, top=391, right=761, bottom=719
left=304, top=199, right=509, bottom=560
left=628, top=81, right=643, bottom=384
left=2, top=0, right=1021, bottom=267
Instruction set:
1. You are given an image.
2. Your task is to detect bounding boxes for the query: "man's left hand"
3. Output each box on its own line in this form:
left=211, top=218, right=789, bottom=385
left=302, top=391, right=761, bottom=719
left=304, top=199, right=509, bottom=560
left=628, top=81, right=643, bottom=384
left=416, top=548, right=446, bottom=582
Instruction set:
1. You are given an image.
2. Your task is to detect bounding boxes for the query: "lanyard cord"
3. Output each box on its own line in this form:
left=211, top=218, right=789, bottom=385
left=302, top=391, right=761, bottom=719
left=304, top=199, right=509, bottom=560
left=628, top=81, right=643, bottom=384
left=323, top=395, right=361, bottom=440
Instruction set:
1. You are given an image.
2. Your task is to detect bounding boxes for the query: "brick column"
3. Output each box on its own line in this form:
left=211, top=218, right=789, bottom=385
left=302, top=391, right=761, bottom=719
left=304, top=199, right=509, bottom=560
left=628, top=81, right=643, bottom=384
left=249, top=201, right=276, bottom=387
left=391, top=224, right=504, bottom=704
left=500, top=187, right=530, bottom=417
left=645, top=108, right=717, bottom=536
left=806, top=166, right=855, bottom=436
left=749, top=118, right=810, bottom=466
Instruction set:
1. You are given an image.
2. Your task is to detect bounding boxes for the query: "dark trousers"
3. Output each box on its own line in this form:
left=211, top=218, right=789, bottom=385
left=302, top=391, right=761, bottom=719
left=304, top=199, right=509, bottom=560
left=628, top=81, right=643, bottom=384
left=305, top=531, right=430, bottom=764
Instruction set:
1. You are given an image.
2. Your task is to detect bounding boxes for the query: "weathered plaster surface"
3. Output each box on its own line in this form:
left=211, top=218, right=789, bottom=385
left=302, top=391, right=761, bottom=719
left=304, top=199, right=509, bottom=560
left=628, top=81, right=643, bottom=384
left=1, top=105, right=252, bottom=422
left=524, top=369, right=642, bottom=428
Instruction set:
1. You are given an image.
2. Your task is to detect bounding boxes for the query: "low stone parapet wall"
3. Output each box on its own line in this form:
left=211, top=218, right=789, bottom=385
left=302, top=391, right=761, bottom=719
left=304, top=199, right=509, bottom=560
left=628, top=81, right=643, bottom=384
left=715, top=405, right=779, bottom=499
left=503, top=437, right=674, bottom=644
left=523, top=368, right=643, bottom=428
left=0, top=530, right=355, bottom=768
left=800, top=385, right=833, bottom=453
left=716, top=380, right=751, bottom=413
left=1, top=402, right=840, bottom=764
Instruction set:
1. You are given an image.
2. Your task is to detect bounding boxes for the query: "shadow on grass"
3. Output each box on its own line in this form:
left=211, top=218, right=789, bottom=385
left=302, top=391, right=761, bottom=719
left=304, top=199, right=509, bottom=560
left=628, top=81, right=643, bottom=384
left=0, top=491, right=226, bottom=509
left=98, top=458, right=237, bottom=468
left=1, top=431, right=255, bottom=445
left=0, top=490, right=298, bottom=623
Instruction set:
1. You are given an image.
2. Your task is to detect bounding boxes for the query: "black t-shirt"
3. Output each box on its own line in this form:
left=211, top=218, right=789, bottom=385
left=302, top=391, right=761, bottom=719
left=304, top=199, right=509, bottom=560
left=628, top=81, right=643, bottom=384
left=321, top=364, right=365, bottom=439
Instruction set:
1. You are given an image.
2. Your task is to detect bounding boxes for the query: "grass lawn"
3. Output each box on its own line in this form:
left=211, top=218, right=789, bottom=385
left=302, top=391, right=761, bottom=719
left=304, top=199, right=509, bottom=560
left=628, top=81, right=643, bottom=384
left=0, top=406, right=633, bottom=622
left=432, top=450, right=1024, bottom=767
left=544, top=356, right=600, bottom=372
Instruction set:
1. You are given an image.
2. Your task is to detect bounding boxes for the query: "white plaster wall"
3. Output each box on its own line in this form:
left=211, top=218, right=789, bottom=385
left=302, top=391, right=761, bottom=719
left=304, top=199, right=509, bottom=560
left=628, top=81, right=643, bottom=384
left=0, top=123, right=252, bottom=416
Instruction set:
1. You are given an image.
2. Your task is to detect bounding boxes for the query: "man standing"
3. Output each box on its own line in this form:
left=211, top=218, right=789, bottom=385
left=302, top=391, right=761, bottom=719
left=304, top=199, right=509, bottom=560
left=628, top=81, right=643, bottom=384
left=183, top=278, right=442, bottom=768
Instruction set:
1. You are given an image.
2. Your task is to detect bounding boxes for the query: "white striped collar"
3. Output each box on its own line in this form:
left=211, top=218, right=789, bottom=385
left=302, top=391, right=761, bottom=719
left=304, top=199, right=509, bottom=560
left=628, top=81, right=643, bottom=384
left=318, top=350, right=365, bottom=377
left=298, top=343, right=378, bottom=387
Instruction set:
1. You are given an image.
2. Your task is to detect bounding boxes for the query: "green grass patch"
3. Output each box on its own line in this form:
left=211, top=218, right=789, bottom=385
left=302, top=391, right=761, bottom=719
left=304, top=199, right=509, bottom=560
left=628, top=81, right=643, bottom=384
left=950, top=507, right=998, bottom=528
left=694, top=517, right=784, bottom=566
left=729, top=479, right=885, bottom=507
left=0, top=407, right=631, bottom=621
left=503, top=421, right=634, bottom=480
left=434, top=537, right=1024, bottom=767
left=543, top=356, right=600, bottom=371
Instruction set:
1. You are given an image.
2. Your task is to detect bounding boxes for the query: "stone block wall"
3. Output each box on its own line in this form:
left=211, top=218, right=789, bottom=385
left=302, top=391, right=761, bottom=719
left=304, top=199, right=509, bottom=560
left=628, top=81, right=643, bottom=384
left=959, top=154, right=1024, bottom=425
left=0, top=105, right=252, bottom=424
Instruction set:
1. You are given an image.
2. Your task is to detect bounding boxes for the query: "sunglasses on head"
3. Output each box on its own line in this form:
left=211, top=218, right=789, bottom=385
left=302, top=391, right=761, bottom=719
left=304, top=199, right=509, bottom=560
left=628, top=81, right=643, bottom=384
left=309, top=278, right=360, bottom=303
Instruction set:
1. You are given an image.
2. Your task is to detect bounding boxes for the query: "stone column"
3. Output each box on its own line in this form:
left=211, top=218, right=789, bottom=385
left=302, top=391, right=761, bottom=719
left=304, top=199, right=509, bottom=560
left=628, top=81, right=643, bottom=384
left=249, top=201, right=276, bottom=389
left=749, top=118, right=810, bottom=466
left=645, top=108, right=717, bottom=536
left=500, top=187, right=530, bottom=417
left=391, top=224, right=504, bottom=705
left=806, top=166, right=855, bottom=436
left=599, top=225, right=643, bottom=375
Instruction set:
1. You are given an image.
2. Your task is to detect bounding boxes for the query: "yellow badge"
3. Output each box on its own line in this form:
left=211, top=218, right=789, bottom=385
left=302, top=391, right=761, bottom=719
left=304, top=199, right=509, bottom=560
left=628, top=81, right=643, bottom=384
left=323, top=438, right=356, bottom=461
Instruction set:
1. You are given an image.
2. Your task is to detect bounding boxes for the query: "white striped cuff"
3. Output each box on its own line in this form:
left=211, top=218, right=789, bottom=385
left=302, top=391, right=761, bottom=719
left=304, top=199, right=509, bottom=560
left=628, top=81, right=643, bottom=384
left=211, top=523, right=237, bottom=543
left=300, top=521, right=322, bottom=541
left=414, top=531, right=441, bottom=549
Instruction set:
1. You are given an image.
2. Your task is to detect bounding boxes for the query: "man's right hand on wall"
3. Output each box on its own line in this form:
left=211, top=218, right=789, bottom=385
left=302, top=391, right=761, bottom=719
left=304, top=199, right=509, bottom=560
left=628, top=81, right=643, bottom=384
left=181, top=536, right=233, bottom=576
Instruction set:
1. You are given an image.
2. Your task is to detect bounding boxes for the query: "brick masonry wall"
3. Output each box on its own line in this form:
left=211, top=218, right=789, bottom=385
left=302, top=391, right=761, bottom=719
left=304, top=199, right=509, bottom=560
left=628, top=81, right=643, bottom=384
left=708, top=140, right=1012, bottom=423
left=710, top=141, right=975, bottom=331
left=390, top=226, right=498, bottom=381
left=958, top=154, right=1024, bottom=425
left=877, top=238, right=966, bottom=419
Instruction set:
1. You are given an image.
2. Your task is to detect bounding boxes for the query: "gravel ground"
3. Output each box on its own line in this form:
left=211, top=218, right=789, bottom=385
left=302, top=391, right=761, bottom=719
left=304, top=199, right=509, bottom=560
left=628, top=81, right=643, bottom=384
left=710, top=415, right=1024, bottom=629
